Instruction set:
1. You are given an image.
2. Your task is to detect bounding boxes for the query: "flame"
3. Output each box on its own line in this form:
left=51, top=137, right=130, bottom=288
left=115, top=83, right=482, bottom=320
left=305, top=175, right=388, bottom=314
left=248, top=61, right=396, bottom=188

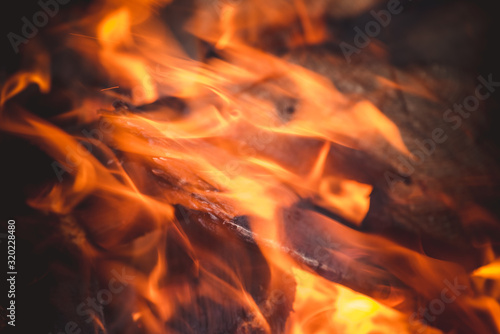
left=288, top=268, right=416, bottom=334
left=473, top=260, right=500, bottom=280
left=2, top=0, right=499, bottom=333
left=97, top=8, right=158, bottom=103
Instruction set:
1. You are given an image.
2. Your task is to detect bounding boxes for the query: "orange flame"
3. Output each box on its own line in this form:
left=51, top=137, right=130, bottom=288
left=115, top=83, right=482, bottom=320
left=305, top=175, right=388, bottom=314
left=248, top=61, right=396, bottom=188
left=1, top=0, right=499, bottom=333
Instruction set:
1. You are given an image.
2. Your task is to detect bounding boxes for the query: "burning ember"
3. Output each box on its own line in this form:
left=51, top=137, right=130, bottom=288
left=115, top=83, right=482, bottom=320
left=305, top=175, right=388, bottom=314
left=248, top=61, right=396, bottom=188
left=1, top=0, right=500, bottom=333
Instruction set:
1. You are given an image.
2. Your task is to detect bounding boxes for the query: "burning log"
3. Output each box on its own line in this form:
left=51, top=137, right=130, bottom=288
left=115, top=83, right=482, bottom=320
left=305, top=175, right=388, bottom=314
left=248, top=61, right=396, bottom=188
left=1, top=0, right=500, bottom=333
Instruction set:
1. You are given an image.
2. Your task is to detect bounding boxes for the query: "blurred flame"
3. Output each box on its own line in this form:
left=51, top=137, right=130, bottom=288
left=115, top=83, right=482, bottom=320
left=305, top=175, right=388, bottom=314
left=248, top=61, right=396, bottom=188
left=1, top=0, right=499, bottom=333
left=98, top=8, right=157, bottom=103
left=318, top=177, right=372, bottom=225
left=473, top=260, right=500, bottom=280
left=288, top=268, right=412, bottom=334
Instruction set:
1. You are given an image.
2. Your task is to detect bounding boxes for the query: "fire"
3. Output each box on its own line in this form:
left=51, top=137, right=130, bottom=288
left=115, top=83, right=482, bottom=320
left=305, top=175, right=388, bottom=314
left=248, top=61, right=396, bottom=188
left=288, top=268, right=421, bottom=334
left=1, top=0, right=499, bottom=333
left=97, top=8, right=158, bottom=104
